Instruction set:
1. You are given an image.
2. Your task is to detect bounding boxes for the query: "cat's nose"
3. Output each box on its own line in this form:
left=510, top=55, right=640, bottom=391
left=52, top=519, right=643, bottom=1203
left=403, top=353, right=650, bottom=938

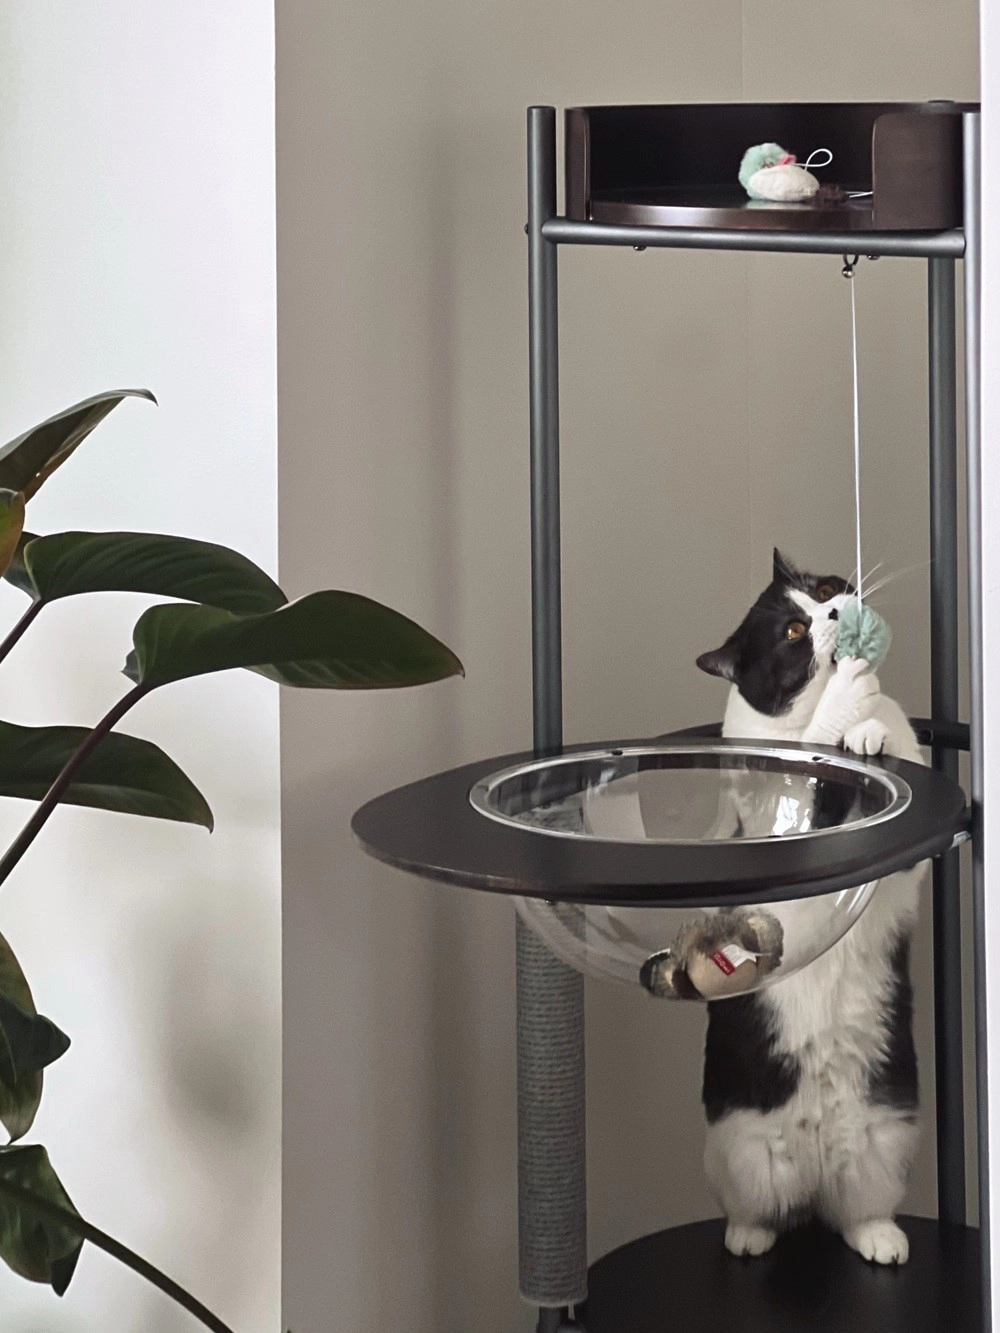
left=829, top=608, right=839, bottom=622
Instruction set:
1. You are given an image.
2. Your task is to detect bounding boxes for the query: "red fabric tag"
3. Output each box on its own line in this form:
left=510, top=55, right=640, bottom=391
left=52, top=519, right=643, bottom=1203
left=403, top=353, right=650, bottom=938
left=711, top=949, right=736, bottom=976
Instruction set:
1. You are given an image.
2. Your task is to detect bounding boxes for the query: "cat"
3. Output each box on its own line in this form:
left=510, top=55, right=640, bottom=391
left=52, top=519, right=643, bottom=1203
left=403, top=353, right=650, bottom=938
left=693, top=548, right=925, bottom=1266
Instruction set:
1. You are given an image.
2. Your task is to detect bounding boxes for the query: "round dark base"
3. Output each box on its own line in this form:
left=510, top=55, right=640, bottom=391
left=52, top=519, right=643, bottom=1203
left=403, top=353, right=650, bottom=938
left=578, top=1217, right=981, bottom=1332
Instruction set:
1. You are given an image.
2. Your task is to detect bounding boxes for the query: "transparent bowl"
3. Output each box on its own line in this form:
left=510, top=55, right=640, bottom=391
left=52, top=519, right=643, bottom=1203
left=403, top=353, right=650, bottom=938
left=469, top=744, right=906, bottom=1000
left=514, top=886, right=877, bottom=999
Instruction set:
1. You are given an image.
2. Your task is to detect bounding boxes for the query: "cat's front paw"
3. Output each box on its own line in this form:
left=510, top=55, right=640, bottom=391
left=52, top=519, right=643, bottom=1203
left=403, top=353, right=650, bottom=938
left=831, top=658, right=882, bottom=723
left=843, top=1218, right=909, bottom=1265
left=803, top=657, right=881, bottom=746
left=843, top=717, right=889, bottom=756
left=725, top=1223, right=777, bottom=1258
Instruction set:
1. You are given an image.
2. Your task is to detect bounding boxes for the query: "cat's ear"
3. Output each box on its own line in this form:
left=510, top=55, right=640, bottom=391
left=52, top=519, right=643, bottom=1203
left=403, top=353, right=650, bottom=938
left=696, top=645, right=737, bottom=682
left=772, top=547, right=798, bottom=584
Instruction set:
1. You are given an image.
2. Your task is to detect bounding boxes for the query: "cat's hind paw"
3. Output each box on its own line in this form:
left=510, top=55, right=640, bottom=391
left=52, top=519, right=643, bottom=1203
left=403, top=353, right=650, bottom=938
left=843, top=718, right=889, bottom=756
left=843, top=1218, right=909, bottom=1265
left=725, top=1223, right=778, bottom=1258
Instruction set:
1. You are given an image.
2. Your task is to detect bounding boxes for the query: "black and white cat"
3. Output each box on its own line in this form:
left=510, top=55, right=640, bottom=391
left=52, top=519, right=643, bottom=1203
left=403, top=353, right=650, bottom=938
left=695, top=549, right=925, bottom=1266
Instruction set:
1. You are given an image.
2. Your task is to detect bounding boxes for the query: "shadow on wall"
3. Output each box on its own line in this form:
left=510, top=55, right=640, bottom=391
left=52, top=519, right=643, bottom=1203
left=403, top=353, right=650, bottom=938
left=284, top=731, right=523, bottom=1333
left=136, top=865, right=279, bottom=1332
left=30, top=806, right=282, bottom=1333
left=281, top=103, right=534, bottom=1332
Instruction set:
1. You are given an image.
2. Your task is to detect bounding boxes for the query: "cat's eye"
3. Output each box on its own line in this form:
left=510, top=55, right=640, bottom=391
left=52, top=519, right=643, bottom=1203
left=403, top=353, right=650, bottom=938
left=786, top=621, right=807, bottom=641
left=816, top=583, right=836, bottom=602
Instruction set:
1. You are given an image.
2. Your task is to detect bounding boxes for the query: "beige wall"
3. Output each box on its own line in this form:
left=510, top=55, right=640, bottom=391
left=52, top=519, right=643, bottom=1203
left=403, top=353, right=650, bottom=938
left=277, top=3, right=978, bottom=1329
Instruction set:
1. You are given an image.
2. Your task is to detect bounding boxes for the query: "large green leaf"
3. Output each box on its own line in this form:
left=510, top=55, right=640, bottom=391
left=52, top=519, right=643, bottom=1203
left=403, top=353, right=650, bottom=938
left=3, top=533, right=34, bottom=599
left=125, top=591, right=464, bottom=689
left=0, top=390, right=156, bottom=499
left=0, top=721, right=213, bottom=829
left=0, top=934, right=69, bottom=1142
left=9, top=530, right=286, bottom=614
left=0, top=993, right=68, bottom=1079
left=0, top=493, right=25, bottom=581
left=0, top=1146, right=81, bottom=1293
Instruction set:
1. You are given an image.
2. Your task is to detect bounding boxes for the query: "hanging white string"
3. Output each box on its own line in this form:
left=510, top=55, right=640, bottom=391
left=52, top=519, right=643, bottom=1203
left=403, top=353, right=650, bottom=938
left=845, top=258, right=864, bottom=611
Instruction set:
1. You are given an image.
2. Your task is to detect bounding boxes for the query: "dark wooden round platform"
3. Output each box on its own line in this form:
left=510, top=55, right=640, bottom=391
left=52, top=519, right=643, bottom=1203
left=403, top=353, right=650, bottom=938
left=352, top=738, right=969, bottom=908
left=588, top=186, right=880, bottom=231
left=579, top=1217, right=981, bottom=1332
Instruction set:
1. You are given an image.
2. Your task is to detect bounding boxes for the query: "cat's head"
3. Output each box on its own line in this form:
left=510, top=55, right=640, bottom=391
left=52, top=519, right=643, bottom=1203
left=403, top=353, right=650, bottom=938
left=696, top=548, right=852, bottom=717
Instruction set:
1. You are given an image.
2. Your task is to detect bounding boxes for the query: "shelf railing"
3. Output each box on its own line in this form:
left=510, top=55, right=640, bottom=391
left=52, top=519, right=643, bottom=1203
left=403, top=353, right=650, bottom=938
left=542, top=217, right=965, bottom=259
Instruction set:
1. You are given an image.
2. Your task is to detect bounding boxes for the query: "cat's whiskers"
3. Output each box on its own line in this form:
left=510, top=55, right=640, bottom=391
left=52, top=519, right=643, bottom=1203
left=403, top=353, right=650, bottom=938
left=857, top=561, right=883, bottom=599
left=859, top=560, right=931, bottom=601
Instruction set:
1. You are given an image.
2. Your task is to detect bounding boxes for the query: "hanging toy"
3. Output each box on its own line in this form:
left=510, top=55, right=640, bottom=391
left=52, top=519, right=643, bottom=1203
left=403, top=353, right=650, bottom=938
left=834, top=254, right=892, bottom=673
left=836, top=599, right=892, bottom=670
left=738, top=144, right=832, bottom=203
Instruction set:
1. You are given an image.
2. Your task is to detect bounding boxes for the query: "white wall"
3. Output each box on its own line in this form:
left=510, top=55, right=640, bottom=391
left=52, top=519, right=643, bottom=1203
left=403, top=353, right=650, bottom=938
left=0, top=6, right=279, bottom=1331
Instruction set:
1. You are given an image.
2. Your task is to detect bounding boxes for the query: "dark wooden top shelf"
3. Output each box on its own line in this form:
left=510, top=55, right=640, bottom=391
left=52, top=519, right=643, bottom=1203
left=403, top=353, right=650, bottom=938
left=566, top=102, right=977, bottom=233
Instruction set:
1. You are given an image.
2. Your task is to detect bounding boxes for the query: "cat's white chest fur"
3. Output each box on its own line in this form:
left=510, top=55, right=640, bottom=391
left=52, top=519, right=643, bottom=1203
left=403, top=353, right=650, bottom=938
left=706, top=873, right=922, bottom=1256
left=759, top=865, right=921, bottom=1136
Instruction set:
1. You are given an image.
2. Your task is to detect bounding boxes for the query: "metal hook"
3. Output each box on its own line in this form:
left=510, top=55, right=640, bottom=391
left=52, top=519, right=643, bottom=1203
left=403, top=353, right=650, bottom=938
left=842, top=254, right=860, bottom=279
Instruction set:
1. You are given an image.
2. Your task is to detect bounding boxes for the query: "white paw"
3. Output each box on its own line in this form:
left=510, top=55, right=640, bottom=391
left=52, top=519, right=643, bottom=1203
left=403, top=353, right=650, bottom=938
left=725, top=1223, right=778, bottom=1258
left=803, top=659, right=881, bottom=746
left=836, top=655, right=873, bottom=682
left=841, top=663, right=881, bottom=719
left=843, top=718, right=889, bottom=756
left=843, top=1218, right=909, bottom=1265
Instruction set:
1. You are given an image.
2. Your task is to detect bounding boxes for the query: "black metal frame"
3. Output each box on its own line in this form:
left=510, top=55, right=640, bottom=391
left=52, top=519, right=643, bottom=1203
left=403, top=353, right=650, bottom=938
left=524, top=104, right=985, bottom=1332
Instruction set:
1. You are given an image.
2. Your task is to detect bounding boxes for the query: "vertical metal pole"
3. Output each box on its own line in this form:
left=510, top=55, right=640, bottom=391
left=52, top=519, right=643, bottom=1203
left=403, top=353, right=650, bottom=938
left=529, top=106, right=564, bottom=758
left=929, top=256, right=966, bottom=1226
left=519, top=106, right=587, bottom=1326
left=964, top=110, right=991, bottom=1330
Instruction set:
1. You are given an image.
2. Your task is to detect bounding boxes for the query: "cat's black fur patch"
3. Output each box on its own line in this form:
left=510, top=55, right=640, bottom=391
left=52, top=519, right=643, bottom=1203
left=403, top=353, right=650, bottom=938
left=702, top=993, right=801, bottom=1123
left=696, top=549, right=851, bottom=717
left=868, top=934, right=918, bottom=1111
left=812, top=773, right=859, bottom=829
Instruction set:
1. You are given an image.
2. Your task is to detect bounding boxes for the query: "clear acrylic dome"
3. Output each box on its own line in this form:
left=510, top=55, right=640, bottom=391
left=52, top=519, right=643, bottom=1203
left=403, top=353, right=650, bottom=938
left=514, top=885, right=877, bottom=999
left=469, top=744, right=908, bottom=1001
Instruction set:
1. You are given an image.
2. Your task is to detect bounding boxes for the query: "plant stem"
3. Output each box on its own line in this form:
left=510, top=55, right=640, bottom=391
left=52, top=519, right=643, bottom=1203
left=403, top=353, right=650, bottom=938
left=0, top=682, right=152, bottom=888
left=0, top=599, right=44, bottom=668
left=0, top=1176, right=235, bottom=1333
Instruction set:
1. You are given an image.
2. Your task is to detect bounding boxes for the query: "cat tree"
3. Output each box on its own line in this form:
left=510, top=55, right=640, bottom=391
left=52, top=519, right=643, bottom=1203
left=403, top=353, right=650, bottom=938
left=354, top=102, right=985, bottom=1332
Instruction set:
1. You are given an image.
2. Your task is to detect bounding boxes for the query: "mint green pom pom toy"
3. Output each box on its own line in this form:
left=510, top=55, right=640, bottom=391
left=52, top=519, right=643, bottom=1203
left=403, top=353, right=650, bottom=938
left=738, top=143, right=822, bottom=202
left=835, top=600, right=892, bottom=670
left=739, top=143, right=790, bottom=197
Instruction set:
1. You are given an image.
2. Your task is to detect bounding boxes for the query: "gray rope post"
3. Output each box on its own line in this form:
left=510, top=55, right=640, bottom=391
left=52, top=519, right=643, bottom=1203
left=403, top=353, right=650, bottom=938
left=928, top=254, right=966, bottom=1226
left=963, top=110, right=991, bottom=1331
left=519, top=105, right=588, bottom=1327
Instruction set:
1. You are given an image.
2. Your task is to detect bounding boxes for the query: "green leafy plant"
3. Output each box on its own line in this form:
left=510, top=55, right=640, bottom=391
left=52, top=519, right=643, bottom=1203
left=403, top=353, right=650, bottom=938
left=0, top=391, right=463, bottom=1330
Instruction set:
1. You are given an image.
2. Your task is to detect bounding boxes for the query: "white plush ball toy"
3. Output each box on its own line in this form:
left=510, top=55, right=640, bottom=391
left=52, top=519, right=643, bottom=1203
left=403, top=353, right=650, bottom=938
left=739, top=142, right=820, bottom=203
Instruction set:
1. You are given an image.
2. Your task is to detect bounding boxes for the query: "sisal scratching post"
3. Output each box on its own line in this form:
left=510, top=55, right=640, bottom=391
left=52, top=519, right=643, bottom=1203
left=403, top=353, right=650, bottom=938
left=516, top=914, right=588, bottom=1308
